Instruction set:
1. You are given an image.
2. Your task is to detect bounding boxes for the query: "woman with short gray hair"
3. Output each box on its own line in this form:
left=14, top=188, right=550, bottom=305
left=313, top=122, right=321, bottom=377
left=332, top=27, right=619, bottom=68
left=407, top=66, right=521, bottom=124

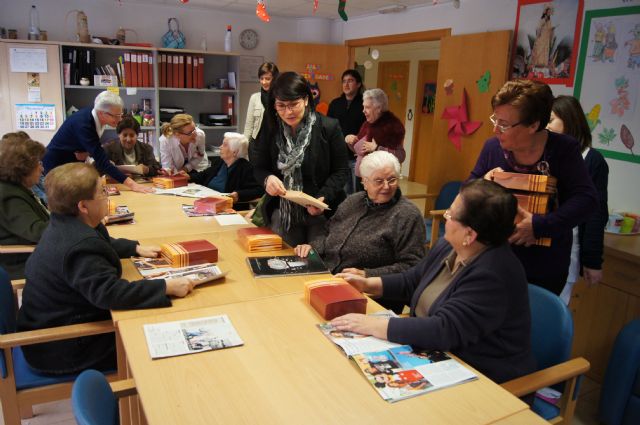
left=295, top=151, right=425, bottom=312
left=344, top=88, right=405, bottom=192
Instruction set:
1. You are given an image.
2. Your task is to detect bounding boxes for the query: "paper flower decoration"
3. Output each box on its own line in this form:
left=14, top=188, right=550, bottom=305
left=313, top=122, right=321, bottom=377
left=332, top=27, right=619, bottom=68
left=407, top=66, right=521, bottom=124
left=440, top=88, right=482, bottom=151
left=256, top=0, right=270, bottom=22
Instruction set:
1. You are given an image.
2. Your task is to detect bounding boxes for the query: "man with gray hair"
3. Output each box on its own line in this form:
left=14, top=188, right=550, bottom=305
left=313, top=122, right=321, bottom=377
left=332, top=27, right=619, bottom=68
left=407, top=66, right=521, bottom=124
left=43, top=91, right=151, bottom=193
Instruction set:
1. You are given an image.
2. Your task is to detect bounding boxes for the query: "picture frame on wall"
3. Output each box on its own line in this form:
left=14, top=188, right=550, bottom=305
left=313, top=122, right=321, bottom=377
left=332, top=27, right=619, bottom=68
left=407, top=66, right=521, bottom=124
left=511, top=0, right=584, bottom=86
left=574, top=5, right=640, bottom=164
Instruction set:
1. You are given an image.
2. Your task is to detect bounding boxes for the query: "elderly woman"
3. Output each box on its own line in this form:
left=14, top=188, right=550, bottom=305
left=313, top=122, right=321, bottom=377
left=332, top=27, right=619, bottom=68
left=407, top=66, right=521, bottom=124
left=251, top=72, right=349, bottom=246
left=244, top=62, right=279, bottom=142
left=0, top=137, right=49, bottom=279
left=331, top=179, right=536, bottom=384
left=469, top=80, right=598, bottom=295
left=17, top=163, right=196, bottom=375
left=160, top=113, right=208, bottom=174
left=547, top=95, right=609, bottom=303
left=345, top=88, right=405, bottom=192
left=103, top=115, right=162, bottom=177
left=294, top=151, right=424, bottom=287
left=189, top=132, right=264, bottom=210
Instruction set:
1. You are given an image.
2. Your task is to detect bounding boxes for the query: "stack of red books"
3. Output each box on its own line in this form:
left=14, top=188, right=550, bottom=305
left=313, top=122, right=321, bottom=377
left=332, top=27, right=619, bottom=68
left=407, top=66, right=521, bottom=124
left=152, top=175, right=189, bottom=189
left=304, top=278, right=367, bottom=320
left=237, top=227, right=282, bottom=252
left=193, top=196, right=234, bottom=214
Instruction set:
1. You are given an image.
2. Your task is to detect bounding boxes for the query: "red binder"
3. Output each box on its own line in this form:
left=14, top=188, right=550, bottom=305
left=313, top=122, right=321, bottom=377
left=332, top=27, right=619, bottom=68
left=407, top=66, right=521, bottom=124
left=137, top=53, right=144, bottom=87
left=166, top=55, right=173, bottom=87
left=123, top=52, right=131, bottom=87
left=193, top=56, right=199, bottom=88
left=159, top=54, right=165, bottom=87
left=172, top=54, right=180, bottom=88
left=222, top=95, right=234, bottom=124
left=178, top=55, right=184, bottom=88
left=141, top=53, right=149, bottom=87
left=148, top=54, right=154, bottom=87
left=198, top=56, right=204, bottom=89
left=186, top=55, right=193, bottom=89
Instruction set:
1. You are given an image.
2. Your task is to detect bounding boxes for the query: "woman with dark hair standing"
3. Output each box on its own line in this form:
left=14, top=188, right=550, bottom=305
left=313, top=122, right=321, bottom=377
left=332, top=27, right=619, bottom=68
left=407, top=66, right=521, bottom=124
left=547, top=95, right=609, bottom=303
left=251, top=72, right=349, bottom=246
left=244, top=62, right=279, bottom=142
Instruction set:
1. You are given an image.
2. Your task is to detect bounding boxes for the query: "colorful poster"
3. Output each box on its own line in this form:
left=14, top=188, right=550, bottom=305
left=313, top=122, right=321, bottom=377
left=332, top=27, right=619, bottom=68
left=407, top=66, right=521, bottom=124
left=575, top=6, right=640, bottom=163
left=15, top=104, right=56, bottom=130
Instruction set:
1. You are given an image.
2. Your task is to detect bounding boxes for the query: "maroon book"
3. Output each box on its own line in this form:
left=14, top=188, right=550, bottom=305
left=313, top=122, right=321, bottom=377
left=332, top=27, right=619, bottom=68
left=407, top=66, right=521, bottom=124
left=309, top=284, right=367, bottom=320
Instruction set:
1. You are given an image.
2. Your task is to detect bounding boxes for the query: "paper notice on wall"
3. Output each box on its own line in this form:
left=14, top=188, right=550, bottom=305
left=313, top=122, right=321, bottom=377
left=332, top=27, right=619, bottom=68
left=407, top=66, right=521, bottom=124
left=9, top=48, right=47, bottom=73
left=16, top=104, right=56, bottom=130
left=27, top=73, right=41, bottom=102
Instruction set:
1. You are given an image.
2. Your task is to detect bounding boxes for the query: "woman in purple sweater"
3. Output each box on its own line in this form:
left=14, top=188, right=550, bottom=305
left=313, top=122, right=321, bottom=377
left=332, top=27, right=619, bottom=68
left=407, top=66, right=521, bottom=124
left=469, top=80, right=597, bottom=295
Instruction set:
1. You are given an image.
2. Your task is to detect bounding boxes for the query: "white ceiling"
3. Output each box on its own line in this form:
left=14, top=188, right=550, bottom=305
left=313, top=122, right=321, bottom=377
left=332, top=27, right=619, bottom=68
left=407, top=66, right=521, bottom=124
left=117, top=0, right=454, bottom=20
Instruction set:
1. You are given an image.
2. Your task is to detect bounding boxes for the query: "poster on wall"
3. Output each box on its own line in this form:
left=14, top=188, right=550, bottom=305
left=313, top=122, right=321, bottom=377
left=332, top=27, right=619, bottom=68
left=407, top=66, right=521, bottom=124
left=15, top=104, right=56, bottom=130
left=511, top=0, right=584, bottom=86
left=574, top=6, right=640, bottom=164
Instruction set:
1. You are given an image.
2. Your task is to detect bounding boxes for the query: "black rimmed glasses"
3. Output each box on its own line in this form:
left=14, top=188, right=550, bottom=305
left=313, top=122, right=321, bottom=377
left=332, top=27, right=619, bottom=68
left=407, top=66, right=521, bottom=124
left=489, top=114, right=522, bottom=134
left=274, top=99, right=305, bottom=113
left=178, top=127, right=198, bottom=136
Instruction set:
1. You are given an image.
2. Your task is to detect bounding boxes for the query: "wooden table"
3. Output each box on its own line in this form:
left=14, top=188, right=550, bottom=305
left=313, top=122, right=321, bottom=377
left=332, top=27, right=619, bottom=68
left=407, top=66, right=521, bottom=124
left=491, top=409, right=547, bottom=424
left=118, top=294, right=530, bottom=425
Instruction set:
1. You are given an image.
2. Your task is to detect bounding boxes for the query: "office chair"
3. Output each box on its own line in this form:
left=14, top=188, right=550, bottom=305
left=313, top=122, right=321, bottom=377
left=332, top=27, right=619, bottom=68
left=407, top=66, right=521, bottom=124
left=501, top=284, right=590, bottom=424
left=0, top=266, right=114, bottom=425
left=599, top=319, right=640, bottom=425
left=425, top=181, right=461, bottom=248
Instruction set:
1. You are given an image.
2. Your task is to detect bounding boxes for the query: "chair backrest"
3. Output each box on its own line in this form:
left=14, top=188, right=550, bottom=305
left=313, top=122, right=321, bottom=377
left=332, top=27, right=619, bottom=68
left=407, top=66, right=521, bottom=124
left=434, top=181, right=462, bottom=210
left=0, top=267, right=16, bottom=379
left=528, top=284, right=574, bottom=371
left=72, top=369, right=118, bottom=425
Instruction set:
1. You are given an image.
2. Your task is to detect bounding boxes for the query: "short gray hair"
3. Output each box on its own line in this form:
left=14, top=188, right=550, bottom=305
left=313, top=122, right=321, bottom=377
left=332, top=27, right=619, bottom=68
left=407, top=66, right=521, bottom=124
left=359, top=151, right=400, bottom=178
left=223, top=132, right=249, bottom=159
left=363, top=88, right=388, bottom=112
left=94, top=91, right=124, bottom=111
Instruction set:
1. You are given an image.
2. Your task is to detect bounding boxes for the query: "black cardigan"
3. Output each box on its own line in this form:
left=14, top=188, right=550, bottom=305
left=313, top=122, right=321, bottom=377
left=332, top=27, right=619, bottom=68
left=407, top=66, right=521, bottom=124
left=189, top=157, right=264, bottom=210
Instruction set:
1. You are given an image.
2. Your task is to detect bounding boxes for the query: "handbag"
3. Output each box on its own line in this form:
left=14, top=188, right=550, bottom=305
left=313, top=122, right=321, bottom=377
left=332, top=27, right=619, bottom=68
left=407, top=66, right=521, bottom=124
left=162, top=18, right=185, bottom=49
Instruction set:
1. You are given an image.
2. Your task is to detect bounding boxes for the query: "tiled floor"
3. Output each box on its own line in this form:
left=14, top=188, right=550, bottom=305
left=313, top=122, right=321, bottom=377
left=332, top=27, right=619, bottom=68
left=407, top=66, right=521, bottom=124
left=1, top=377, right=604, bottom=425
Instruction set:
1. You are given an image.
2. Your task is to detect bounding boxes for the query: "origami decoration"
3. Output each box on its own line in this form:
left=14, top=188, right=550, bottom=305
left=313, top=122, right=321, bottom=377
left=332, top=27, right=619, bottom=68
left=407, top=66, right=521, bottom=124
left=441, top=88, right=482, bottom=151
left=256, top=0, right=270, bottom=22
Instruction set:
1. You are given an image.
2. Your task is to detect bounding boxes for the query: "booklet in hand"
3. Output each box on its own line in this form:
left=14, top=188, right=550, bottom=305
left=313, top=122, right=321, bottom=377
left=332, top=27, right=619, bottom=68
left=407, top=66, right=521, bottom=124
left=246, top=253, right=328, bottom=278
left=318, top=322, right=477, bottom=403
left=282, top=190, right=329, bottom=210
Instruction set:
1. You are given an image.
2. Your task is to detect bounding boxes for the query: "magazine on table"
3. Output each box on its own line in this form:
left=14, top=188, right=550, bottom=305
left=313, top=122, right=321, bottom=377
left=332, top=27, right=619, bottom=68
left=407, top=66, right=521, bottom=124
left=181, top=204, right=236, bottom=217
left=154, top=183, right=229, bottom=199
left=144, top=314, right=243, bottom=359
left=106, top=185, right=120, bottom=196
left=104, top=206, right=135, bottom=225
left=318, top=323, right=477, bottom=403
left=131, top=258, right=227, bottom=284
left=246, top=253, right=328, bottom=278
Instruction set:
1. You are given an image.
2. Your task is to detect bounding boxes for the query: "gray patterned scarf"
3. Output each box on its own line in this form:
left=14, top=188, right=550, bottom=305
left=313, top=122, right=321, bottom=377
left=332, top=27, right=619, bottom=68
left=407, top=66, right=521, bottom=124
left=276, top=111, right=316, bottom=232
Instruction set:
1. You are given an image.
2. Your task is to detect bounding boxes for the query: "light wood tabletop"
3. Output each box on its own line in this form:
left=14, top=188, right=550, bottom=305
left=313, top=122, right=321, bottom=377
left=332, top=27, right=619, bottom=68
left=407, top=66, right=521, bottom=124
left=491, top=408, right=547, bottom=424
left=118, top=293, right=529, bottom=425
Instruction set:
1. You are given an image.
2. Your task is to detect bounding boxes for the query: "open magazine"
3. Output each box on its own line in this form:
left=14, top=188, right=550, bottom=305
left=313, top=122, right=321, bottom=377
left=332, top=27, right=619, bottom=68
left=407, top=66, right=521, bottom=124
left=104, top=206, right=135, bottom=225
left=318, top=323, right=477, bottom=403
left=131, top=258, right=227, bottom=284
left=154, top=183, right=229, bottom=199
left=144, top=314, right=243, bottom=359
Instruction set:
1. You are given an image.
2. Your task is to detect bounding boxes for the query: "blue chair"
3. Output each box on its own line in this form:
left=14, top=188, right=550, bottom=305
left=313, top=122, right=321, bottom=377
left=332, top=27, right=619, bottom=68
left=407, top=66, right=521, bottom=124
left=424, top=181, right=461, bottom=248
left=599, top=319, right=640, bottom=425
left=0, top=266, right=114, bottom=425
left=501, top=284, right=590, bottom=424
left=72, top=370, right=119, bottom=425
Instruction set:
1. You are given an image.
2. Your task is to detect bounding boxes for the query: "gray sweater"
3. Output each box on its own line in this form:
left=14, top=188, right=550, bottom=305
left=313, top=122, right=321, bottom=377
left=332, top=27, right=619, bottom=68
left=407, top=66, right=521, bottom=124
left=310, top=190, right=425, bottom=276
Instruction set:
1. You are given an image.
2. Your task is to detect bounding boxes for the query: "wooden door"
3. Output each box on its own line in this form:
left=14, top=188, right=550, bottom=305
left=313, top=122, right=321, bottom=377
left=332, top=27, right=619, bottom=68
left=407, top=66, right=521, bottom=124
left=376, top=61, right=409, bottom=126
left=409, top=60, right=439, bottom=183
left=425, top=31, right=512, bottom=207
left=277, top=42, right=348, bottom=110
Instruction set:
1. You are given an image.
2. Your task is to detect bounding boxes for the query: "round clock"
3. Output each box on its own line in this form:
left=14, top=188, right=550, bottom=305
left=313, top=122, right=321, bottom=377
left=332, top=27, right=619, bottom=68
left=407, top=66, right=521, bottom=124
left=239, top=29, right=259, bottom=50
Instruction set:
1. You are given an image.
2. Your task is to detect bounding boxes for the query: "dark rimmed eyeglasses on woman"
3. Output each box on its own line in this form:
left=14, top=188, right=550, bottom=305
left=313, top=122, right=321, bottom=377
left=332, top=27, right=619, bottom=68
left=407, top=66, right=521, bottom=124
left=274, top=99, right=305, bottom=113
left=178, top=127, right=198, bottom=136
left=489, top=114, right=522, bottom=134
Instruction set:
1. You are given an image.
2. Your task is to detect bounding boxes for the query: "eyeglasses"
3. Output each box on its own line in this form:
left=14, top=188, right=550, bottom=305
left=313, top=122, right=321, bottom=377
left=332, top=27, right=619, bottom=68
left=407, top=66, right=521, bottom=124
left=274, top=99, right=305, bottom=113
left=103, top=111, right=124, bottom=119
left=178, top=127, right=197, bottom=136
left=489, top=114, right=522, bottom=134
left=366, top=176, right=400, bottom=188
left=443, top=209, right=457, bottom=222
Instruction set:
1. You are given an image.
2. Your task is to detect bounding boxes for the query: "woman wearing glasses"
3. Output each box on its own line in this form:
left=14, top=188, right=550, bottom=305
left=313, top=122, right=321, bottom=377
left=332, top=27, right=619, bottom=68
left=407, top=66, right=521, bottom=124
left=330, top=179, right=536, bottom=384
left=295, top=151, right=425, bottom=312
left=251, top=72, right=349, bottom=246
left=159, top=114, right=208, bottom=174
left=103, top=115, right=162, bottom=177
left=469, top=79, right=597, bottom=295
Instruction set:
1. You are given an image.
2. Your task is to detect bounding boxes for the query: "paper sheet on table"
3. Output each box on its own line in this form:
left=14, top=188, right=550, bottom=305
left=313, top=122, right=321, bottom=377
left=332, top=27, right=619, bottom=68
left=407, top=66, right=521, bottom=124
left=214, top=214, right=249, bottom=226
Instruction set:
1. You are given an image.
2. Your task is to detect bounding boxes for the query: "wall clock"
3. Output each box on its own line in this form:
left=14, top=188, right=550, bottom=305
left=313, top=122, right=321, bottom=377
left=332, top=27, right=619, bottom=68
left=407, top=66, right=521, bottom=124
left=239, top=29, right=259, bottom=50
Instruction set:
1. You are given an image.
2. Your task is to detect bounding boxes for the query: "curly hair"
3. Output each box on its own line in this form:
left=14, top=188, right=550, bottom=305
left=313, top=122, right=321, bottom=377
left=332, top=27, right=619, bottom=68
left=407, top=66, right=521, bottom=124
left=0, top=138, right=45, bottom=185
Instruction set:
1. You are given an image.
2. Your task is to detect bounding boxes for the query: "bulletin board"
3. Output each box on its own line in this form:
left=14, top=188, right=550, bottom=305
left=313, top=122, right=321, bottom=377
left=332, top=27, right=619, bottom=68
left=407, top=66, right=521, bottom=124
left=574, top=5, right=640, bottom=164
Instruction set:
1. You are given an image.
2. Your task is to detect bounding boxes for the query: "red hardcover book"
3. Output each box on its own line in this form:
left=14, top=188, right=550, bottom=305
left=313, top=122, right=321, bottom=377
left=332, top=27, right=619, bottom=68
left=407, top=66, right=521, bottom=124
left=198, top=56, right=204, bottom=89
left=141, top=53, right=149, bottom=87
left=193, top=196, right=233, bottom=214
left=186, top=55, right=193, bottom=89
left=152, top=175, right=188, bottom=188
left=160, top=239, right=218, bottom=268
left=222, top=95, right=234, bottom=125
left=172, top=54, right=180, bottom=88
left=237, top=227, right=283, bottom=252
left=166, top=55, right=173, bottom=88
left=123, top=52, right=132, bottom=87
left=306, top=281, right=367, bottom=320
left=178, top=55, right=184, bottom=88
left=148, top=54, right=154, bottom=87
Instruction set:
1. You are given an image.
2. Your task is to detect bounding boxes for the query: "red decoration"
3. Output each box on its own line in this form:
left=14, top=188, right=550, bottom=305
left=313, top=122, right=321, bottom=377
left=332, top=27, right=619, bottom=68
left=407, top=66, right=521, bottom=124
left=440, top=88, right=482, bottom=151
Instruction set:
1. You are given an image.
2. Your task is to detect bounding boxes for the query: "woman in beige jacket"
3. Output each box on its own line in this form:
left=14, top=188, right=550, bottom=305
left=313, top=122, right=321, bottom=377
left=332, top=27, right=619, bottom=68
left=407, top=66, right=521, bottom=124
left=243, top=62, right=279, bottom=141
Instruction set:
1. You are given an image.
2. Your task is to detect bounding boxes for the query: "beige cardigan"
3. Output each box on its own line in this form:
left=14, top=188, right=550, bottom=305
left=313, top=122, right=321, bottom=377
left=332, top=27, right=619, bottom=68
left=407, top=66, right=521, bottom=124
left=243, top=92, right=265, bottom=140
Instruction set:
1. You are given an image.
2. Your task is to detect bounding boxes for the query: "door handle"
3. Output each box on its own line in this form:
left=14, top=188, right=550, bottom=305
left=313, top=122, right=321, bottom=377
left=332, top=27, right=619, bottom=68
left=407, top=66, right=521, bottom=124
left=407, top=109, right=413, bottom=121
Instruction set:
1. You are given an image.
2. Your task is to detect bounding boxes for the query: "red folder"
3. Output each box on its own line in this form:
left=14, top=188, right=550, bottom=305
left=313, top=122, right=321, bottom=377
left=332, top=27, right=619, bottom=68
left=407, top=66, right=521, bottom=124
left=166, top=55, right=173, bottom=87
left=159, top=54, right=165, bottom=87
left=123, top=52, right=132, bottom=87
left=141, top=53, right=149, bottom=87
left=148, top=54, right=154, bottom=87
left=186, top=55, right=193, bottom=89
left=172, top=55, right=180, bottom=88
left=178, top=55, right=184, bottom=88
left=198, top=56, right=204, bottom=89
left=193, top=56, right=199, bottom=88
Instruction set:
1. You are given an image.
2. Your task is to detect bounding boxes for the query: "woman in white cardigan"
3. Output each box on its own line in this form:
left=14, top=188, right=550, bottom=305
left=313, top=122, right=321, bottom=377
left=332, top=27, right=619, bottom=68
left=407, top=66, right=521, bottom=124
left=243, top=62, right=279, bottom=142
left=159, top=113, right=208, bottom=173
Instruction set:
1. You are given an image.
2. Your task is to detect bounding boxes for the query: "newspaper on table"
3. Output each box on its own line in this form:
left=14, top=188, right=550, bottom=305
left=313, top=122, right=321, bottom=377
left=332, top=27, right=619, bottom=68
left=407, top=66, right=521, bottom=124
left=153, top=183, right=229, bottom=199
left=131, top=259, right=226, bottom=284
left=144, top=314, right=243, bottom=359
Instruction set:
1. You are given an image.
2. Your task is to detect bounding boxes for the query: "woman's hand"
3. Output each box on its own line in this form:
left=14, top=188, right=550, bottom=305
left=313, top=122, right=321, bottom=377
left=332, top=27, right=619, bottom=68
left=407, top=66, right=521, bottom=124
left=483, top=167, right=504, bottom=181
left=583, top=267, right=603, bottom=287
left=345, top=134, right=358, bottom=145
left=265, top=175, right=286, bottom=196
left=294, top=244, right=313, bottom=258
left=124, top=177, right=154, bottom=193
left=306, top=196, right=326, bottom=216
left=141, top=164, right=150, bottom=175
left=509, top=207, right=536, bottom=246
left=158, top=168, right=171, bottom=176
left=229, top=192, right=239, bottom=203
left=361, top=140, right=377, bottom=154
left=136, top=244, right=161, bottom=258
left=341, top=267, right=365, bottom=277
left=165, top=277, right=196, bottom=298
left=330, top=314, right=390, bottom=340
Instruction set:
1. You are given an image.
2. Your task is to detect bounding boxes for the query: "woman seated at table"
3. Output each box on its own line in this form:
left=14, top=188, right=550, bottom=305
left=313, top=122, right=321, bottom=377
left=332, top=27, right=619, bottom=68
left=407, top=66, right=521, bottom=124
left=103, top=115, right=162, bottom=177
left=295, top=151, right=425, bottom=310
left=159, top=113, right=208, bottom=174
left=331, top=179, right=536, bottom=384
left=0, top=136, right=49, bottom=279
left=17, top=163, right=196, bottom=375
left=189, top=132, right=264, bottom=210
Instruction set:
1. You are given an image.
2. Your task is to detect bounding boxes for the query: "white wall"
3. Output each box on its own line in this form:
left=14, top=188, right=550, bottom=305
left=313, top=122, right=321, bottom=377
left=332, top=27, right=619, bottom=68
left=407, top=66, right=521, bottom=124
left=335, top=0, right=640, bottom=212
